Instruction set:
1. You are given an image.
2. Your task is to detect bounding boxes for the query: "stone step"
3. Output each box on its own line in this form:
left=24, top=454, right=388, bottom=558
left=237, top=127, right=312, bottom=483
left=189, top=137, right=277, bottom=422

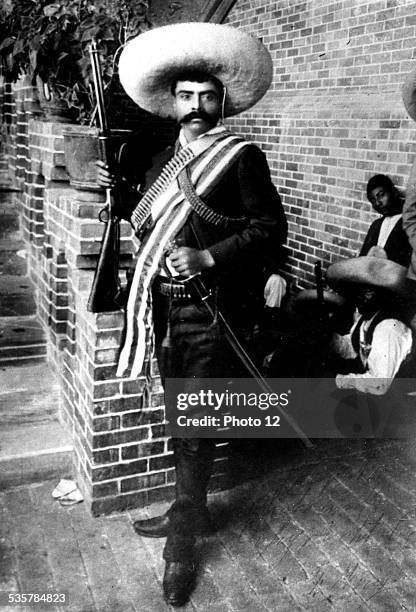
left=0, top=184, right=19, bottom=195
left=0, top=316, right=47, bottom=366
left=0, top=203, right=18, bottom=216
left=0, top=315, right=46, bottom=346
left=0, top=347, right=47, bottom=366
left=0, top=363, right=73, bottom=488
left=0, top=238, right=25, bottom=251
left=0, top=191, right=70, bottom=487
left=0, top=275, right=37, bottom=317
left=0, top=212, right=20, bottom=240
left=0, top=189, right=20, bottom=212
left=0, top=239, right=27, bottom=275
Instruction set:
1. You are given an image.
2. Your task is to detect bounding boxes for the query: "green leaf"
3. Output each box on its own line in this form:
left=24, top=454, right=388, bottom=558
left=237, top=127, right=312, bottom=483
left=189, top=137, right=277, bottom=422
left=0, top=37, right=15, bottom=52
left=43, top=4, right=60, bottom=17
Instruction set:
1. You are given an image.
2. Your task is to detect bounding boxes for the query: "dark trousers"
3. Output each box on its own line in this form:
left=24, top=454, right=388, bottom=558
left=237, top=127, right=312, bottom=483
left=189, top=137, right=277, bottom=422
left=153, top=291, right=244, bottom=561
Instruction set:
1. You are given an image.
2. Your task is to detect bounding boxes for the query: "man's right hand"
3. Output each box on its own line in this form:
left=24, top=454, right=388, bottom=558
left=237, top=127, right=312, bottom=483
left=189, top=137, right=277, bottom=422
left=95, top=160, right=139, bottom=222
left=96, top=160, right=119, bottom=189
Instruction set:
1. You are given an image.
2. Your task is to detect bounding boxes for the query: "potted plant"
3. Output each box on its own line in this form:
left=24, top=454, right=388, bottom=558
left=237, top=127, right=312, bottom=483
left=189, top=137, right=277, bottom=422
left=0, top=0, right=151, bottom=124
left=0, top=0, right=34, bottom=81
left=0, top=0, right=151, bottom=189
left=0, top=0, right=77, bottom=121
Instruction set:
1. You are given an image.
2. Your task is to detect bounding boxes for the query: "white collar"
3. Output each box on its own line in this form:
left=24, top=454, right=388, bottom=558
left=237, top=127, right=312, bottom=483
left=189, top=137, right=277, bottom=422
left=178, top=124, right=226, bottom=148
left=381, top=213, right=402, bottom=223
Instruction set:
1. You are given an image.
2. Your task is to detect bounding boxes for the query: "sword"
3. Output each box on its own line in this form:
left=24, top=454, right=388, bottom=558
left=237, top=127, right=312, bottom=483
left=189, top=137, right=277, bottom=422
left=183, top=273, right=314, bottom=449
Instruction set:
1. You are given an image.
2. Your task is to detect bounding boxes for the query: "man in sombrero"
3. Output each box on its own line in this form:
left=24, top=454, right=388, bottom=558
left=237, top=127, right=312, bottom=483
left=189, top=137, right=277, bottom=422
left=98, top=22, right=287, bottom=605
left=326, top=256, right=413, bottom=395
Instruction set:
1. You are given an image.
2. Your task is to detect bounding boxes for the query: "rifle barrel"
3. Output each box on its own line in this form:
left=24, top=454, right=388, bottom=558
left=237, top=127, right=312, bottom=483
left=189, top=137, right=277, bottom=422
left=89, top=40, right=108, bottom=134
left=86, top=39, right=121, bottom=313
left=314, top=260, right=324, bottom=306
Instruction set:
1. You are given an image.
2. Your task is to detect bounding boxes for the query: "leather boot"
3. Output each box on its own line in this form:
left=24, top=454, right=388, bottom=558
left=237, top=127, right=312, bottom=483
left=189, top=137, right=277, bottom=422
left=133, top=513, right=171, bottom=538
left=163, top=561, right=196, bottom=606
left=133, top=510, right=212, bottom=538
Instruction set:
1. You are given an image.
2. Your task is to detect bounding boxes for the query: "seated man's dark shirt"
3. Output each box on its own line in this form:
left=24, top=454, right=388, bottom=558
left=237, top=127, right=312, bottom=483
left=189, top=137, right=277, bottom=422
left=360, top=215, right=411, bottom=267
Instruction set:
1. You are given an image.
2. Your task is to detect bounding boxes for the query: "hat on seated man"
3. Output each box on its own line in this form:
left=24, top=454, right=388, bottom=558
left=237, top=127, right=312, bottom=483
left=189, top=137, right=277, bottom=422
left=326, top=256, right=413, bottom=396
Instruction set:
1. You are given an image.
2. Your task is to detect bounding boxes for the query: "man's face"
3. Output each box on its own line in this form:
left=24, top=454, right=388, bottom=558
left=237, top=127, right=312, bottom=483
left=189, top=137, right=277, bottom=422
left=355, top=286, right=380, bottom=317
left=368, top=186, right=399, bottom=216
left=172, top=79, right=222, bottom=136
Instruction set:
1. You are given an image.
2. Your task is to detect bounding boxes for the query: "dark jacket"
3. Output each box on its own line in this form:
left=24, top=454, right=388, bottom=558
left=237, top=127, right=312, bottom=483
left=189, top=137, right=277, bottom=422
left=144, top=142, right=287, bottom=324
left=359, top=216, right=412, bottom=268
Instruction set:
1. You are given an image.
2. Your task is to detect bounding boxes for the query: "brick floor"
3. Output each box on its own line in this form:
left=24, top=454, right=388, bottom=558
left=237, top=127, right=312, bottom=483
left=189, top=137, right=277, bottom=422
left=0, top=440, right=416, bottom=612
left=1, top=438, right=416, bottom=611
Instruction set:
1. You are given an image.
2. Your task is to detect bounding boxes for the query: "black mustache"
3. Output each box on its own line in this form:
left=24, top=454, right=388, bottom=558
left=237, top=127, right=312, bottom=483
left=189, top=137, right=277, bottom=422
left=180, top=111, right=211, bottom=123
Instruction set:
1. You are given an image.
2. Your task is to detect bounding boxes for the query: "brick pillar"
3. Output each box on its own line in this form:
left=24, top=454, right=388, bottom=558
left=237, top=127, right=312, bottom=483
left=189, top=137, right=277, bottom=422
left=44, top=185, right=177, bottom=515
left=1, top=90, right=231, bottom=517
left=0, top=78, right=12, bottom=186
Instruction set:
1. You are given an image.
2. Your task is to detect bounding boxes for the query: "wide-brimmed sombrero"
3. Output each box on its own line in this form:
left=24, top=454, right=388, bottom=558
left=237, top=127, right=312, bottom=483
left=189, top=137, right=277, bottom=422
left=327, top=256, right=409, bottom=295
left=402, top=67, right=416, bottom=121
left=293, top=289, right=347, bottom=309
left=118, top=22, right=273, bottom=118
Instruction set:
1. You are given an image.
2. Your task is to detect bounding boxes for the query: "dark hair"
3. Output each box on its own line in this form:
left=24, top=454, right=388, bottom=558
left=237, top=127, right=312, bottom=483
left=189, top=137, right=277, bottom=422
left=366, top=174, right=396, bottom=199
left=170, top=70, right=224, bottom=96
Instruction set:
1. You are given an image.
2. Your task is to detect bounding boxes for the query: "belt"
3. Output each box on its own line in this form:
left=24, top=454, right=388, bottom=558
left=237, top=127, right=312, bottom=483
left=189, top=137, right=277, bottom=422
left=154, top=276, right=194, bottom=300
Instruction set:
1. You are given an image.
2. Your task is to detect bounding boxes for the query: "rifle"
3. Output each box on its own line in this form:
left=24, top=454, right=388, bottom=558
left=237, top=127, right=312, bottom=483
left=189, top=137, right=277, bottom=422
left=86, top=39, right=121, bottom=313
left=314, top=261, right=326, bottom=319
left=315, top=259, right=332, bottom=333
left=314, top=260, right=331, bottom=371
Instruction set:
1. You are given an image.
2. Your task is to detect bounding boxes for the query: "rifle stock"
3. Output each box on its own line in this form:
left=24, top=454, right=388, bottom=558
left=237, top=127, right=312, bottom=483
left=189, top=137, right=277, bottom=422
left=86, top=40, right=121, bottom=313
left=314, top=260, right=325, bottom=308
left=87, top=205, right=120, bottom=312
left=314, top=260, right=331, bottom=372
left=314, top=260, right=328, bottom=326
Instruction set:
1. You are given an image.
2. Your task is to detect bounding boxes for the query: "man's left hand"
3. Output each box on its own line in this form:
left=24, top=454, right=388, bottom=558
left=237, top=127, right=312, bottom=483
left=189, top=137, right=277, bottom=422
left=168, top=247, right=214, bottom=277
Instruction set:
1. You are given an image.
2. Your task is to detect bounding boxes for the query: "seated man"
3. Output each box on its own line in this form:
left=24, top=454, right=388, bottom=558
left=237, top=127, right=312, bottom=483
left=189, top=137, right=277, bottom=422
left=360, top=174, right=411, bottom=267
left=326, top=256, right=413, bottom=395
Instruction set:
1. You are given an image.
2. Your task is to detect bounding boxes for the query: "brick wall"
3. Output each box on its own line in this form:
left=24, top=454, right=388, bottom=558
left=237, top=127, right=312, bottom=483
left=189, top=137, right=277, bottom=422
left=0, top=80, right=12, bottom=185
left=225, top=0, right=416, bottom=286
